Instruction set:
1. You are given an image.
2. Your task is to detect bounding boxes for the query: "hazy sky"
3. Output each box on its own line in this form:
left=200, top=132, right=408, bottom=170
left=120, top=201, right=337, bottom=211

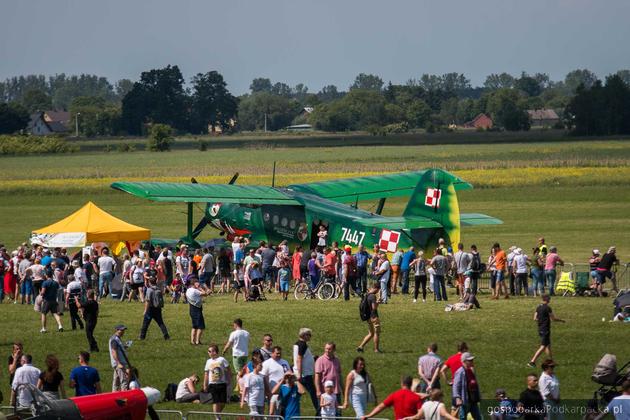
left=1, top=0, right=629, bottom=94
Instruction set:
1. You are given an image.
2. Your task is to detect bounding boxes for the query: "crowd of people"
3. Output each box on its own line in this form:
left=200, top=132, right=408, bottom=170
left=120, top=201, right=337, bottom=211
left=1, top=237, right=628, bottom=419
left=8, top=324, right=630, bottom=420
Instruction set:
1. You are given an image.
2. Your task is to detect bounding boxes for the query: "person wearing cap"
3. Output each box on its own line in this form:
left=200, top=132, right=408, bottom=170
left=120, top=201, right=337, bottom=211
left=109, top=324, right=131, bottom=391
left=493, top=388, right=518, bottom=420
left=512, top=248, right=531, bottom=296
left=452, top=352, right=481, bottom=420
left=320, top=380, right=338, bottom=419
left=528, top=295, right=565, bottom=368
left=139, top=277, right=170, bottom=341
left=271, top=371, right=306, bottom=420
left=538, top=359, right=561, bottom=419
left=518, top=373, right=545, bottom=420
left=596, top=246, right=619, bottom=294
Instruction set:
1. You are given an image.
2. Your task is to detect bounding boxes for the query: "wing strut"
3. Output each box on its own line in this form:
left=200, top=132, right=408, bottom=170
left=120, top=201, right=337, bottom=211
left=375, top=198, right=386, bottom=215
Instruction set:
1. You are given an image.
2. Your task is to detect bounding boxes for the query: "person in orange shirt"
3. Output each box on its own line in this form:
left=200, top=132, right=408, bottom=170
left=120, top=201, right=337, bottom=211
left=490, top=243, right=509, bottom=299
left=323, top=248, right=338, bottom=280
left=193, top=249, right=203, bottom=267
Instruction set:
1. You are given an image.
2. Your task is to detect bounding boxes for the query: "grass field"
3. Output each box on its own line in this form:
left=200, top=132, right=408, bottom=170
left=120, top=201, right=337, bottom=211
left=0, top=139, right=629, bottom=416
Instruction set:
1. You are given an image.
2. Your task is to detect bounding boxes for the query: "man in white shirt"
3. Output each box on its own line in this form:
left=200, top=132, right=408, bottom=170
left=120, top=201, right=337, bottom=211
left=97, top=248, right=116, bottom=299
left=454, top=243, right=471, bottom=297
left=375, top=253, right=391, bottom=303
left=261, top=346, right=292, bottom=415
left=186, top=280, right=209, bottom=345
left=66, top=274, right=85, bottom=330
left=10, top=354, right=41, bottom=408
left=222, top=318, right=250, bottom=373
left=512, top=248, right=531, bottom=296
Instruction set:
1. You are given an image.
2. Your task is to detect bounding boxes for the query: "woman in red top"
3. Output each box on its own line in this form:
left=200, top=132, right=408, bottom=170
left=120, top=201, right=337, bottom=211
left=292, top=246, right=303, bottom=285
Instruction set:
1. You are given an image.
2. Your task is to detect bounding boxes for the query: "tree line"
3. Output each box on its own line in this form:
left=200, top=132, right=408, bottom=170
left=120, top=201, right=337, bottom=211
left=1, top=67, right=630, bottom=136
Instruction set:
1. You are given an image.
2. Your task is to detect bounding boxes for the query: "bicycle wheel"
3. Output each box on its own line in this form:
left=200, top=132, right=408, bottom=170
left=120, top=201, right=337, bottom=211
left=317, top=283, right=335, bottom=300
left=294, top=283, right=310, bottom=300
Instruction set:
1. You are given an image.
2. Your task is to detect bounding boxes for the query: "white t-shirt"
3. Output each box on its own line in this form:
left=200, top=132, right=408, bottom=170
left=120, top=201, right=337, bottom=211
left=132, top=266, right=145, bottom=284
left=244, top=372, right=265, bottom=407
left=66, top=279, right=83, bottom=294
left=74, top=267, right=87, bottom=283
left=98, top=256, right=116, bottom=273
left=514, top=254, right=529, bottom=274
left=454, top=251, right=472, bottom=274
left=379, top=260, right=391, bottom=282
left=293, top=341, right=315, bottom=377
left=320, top=392, right=337, bottom=418
left=176, top=255, right=190, bottom=276
left=228, top=329, right=250, bottom=357
left=261, top=358, right=292, bottom=388
left=539, top=372, right=560, bottom=400
left=186, top=287, right=203, bottom=308
left=204, top=357, right=230, bottom=384
left=176, top=378, right=193, bottom=400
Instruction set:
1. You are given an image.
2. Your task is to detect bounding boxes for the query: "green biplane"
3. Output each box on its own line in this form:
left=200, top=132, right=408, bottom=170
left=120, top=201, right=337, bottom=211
left=111, top=168, right=501, bottom=252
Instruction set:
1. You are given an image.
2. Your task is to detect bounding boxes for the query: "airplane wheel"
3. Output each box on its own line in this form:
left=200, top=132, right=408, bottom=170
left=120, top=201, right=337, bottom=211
left=317, top=283, right=335, bottom=300
left=294, top=283, right=309, bottom=300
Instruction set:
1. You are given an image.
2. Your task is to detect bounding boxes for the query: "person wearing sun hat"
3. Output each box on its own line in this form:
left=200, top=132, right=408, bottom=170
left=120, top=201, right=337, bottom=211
left=452, top=352, right=481, bottom=420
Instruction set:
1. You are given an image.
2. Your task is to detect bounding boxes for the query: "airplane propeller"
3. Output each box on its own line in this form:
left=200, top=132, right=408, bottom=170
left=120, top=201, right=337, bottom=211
left=189, top=172, right=240, bottom=241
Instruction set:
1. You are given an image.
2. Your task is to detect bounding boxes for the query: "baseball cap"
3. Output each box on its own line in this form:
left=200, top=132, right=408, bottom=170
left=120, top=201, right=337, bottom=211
left=324, top=380, right=334, bottom=388
left=592, top=249, right=600, bottom=255
left=495, top=388, right=507, bottom=397
left=344, top=245, right=352, bottom=251
left=461, top=352, right=475, bottom=363
left=114, top=324, right=128, bottom=331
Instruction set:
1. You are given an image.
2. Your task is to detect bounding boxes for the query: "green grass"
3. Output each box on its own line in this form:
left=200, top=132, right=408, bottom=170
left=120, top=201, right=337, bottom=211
left=1, top=138, right=629, bottom=417
left=0, top=292, right=627, bottom=415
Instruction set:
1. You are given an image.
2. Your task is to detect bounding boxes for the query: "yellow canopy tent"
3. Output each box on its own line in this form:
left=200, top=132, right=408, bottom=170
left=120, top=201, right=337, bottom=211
left=31, top=201, right=150, bottom=248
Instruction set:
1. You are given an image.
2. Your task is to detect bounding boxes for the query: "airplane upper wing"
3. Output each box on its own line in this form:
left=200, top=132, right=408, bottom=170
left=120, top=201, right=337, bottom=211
left=110, top=182, right=301, bottom=205
left=287, top=170, right=473, bottom=203
left=459, top=213, right=503, bottom=226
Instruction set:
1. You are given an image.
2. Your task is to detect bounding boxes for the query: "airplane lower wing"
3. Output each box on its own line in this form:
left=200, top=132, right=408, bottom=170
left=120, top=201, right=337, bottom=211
left=460, top=213, right=503, bottom=226
left=110, top=182, right=301, bottom=205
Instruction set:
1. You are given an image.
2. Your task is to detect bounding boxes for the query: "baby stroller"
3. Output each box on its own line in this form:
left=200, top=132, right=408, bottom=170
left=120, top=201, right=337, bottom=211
left=247, top=277, right=266, bottom=301
left=588, top=354, right=630, bottom=412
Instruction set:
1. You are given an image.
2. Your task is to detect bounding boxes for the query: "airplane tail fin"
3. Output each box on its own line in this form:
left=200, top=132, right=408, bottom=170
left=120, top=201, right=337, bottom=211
left=403, top=169, right=461, bottom=247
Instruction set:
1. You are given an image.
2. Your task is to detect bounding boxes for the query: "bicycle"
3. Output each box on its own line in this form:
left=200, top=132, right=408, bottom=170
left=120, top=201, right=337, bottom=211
left=294, top=273, right=336, bottom=300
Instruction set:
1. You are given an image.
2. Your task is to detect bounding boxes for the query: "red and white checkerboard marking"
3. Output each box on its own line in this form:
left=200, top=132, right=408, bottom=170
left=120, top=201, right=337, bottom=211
left=379, top=229, right=401, bottom=253
left=424, top=188, right=442, bottom=208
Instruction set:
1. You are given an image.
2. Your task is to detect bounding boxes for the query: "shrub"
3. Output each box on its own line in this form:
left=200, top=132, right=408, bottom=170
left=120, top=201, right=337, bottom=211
left=147, top=123, right=174, bottom=152
left=0, top=135, right=78, bottom=155
left=117, top=142, right=136, bottom=152
left=383, top=122, right=409, bottom=134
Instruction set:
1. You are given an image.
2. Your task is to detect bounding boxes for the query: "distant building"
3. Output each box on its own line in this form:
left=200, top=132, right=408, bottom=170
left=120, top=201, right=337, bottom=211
left=28, top=111, right=71, bottom=136
left=299, top=106, right=314, bottom=117
left=463, top=113, right=493, bottom=129
left=527, top=109, right=560, bottom=127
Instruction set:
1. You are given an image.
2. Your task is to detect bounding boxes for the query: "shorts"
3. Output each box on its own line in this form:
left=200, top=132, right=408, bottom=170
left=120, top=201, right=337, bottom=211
left=496, top=270, right=506, bottom=282
left=279, top=280, right=289, bottom=292
left=200, top=272, right=212, bottom=286
left=131, top=282, right=143, bottom=290
left=189, top=305, right=205, bottom=330
left=368, top=316, right=381, bottom=334
left=232, top=280, right=245, bottom=290
left=233, top=355, right=248, bottom=372
left=539, top=330, right=551, bottom=346
left=41, top=300, right=59, bottom=314
left=207, top=382, right=227, bottom=404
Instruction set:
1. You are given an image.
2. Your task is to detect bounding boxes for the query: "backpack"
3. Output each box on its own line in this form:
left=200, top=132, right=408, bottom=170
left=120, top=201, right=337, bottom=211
left=163, top=383, right=178, bottom=401
left=359, top=293, right=372, bottom=321
left=470, top=253, right=482, bottom=272
left=150, top=287, right=164, bottom=308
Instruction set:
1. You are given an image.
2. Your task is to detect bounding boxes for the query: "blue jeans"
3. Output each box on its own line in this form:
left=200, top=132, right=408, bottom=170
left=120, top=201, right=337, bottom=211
left=401, top=269, right=411, bottom=294
left=99, top=271, right=114, bottom=298
left=380, top=278, right=389, bottom=302
left=434, top=275, right=445, bottom=301
left=545, top=270, right=557, bottom=295
left=531, top=268, right=544, bottom=294
left=459, top=402, right=481, bottom=420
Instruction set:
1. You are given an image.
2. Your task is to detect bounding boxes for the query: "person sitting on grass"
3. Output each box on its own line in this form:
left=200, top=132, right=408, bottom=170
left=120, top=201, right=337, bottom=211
left=175, top=373, right=201, bottom=403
